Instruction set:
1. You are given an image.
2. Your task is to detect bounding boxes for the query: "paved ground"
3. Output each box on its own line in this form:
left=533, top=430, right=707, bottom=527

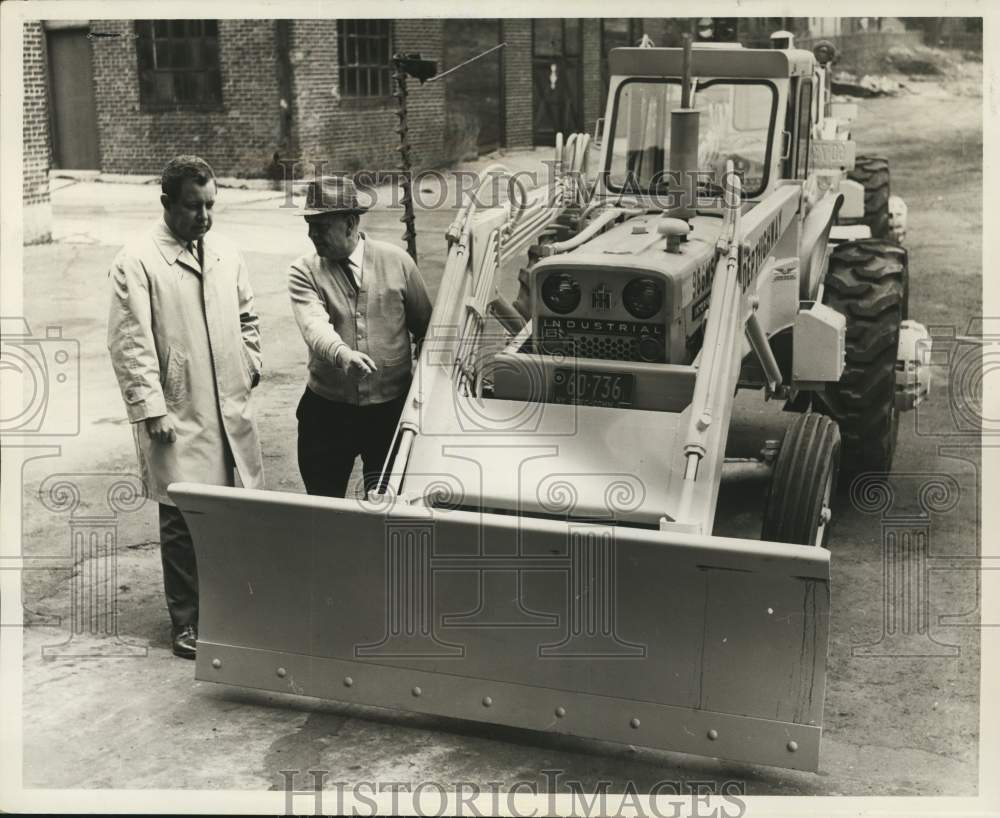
left=10, top=78, right=987, bottom=800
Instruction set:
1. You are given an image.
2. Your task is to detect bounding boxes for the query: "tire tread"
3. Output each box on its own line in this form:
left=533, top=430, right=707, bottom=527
left=818, top=238, right=905, bottom=480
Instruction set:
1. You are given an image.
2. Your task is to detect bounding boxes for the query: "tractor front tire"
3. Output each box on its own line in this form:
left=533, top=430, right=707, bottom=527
left=843, top=155, right=891, bottom=240
left=818, top=239, right=907, bottom=482
left=762, top=413, right=841, bottom=546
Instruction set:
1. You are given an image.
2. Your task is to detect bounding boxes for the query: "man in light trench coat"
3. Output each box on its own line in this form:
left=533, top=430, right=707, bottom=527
left=107, top=155, right=264, bottom=659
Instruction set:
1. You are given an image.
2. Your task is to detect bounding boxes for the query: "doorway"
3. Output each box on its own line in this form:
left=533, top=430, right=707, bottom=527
left=46, top=26, right=100, bottom=170
left=443, top=19, right=503, bottom=157
left=531, top=19, right=583, bottom=146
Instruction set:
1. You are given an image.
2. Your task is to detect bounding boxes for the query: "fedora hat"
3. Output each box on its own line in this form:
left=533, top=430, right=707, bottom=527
left=300, top=175, right=370, bottom=217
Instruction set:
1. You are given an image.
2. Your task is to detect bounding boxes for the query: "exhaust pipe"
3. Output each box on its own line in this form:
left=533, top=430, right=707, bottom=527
left=669, top=35, right=699, bottom=219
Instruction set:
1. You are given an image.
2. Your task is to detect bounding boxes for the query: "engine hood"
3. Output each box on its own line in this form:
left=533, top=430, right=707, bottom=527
left=551, top=213, right=723, bottom=280
left=528, top=213, right=730, bottom=365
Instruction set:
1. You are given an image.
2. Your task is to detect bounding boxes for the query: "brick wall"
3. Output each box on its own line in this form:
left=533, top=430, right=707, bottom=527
left=22, top=21, right=52, bottom=244
left=396, top=21, right=446, bottom=169
left=501, top=20, right=533, bottom=148
left=90, top=20, right=285, bottom=177
left=289, top=19, right=446, bottom=176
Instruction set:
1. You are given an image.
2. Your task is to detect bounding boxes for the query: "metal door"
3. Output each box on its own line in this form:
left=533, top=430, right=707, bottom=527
left=47, top=27, right=100, bottom=170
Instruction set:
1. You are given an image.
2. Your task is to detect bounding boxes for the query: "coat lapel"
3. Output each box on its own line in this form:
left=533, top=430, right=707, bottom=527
left=154, top=221, right=203, bottom=276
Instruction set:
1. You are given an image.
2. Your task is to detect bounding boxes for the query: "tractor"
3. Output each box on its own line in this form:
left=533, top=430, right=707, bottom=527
left=806, top=34, right=908, bottom=244
left=170, top=36, right=931, bottom=772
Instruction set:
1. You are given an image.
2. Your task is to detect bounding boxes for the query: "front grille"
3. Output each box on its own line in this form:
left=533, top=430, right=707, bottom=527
left=570, top=334, right=639, bottom=360
left=535, top=316, right=667, bottom=363
left=539, top=334, right=665, bottom=363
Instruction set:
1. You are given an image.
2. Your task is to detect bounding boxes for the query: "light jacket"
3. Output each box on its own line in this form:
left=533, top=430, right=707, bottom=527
left=107, top=220, right=264, bottom=505
left=288, top=233, right=432, bottom=405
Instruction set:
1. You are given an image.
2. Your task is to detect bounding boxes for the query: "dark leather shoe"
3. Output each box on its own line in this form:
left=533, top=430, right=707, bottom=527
left=172, top=624, right=197, bottom=660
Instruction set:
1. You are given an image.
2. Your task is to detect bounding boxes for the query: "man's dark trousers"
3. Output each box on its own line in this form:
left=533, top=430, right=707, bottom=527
left=297, top=387, right=406, bottom=498
left=158, top=504, right=198, bottom=629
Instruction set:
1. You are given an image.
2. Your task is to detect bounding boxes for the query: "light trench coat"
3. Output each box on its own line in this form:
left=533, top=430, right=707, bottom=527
left=107, top=220, right=264, bottom=505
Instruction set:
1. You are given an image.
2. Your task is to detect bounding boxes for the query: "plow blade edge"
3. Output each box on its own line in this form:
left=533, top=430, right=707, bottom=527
left=170, top=484, right=830, bottom=771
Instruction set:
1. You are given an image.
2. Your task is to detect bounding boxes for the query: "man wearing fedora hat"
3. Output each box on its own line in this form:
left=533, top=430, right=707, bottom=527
left=288, top=176, right=433, bottom=498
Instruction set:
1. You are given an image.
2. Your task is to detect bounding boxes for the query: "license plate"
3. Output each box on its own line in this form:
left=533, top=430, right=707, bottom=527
left=552, top=369, right=635, bottom=407
left=810, top=139, right=856, bottom=171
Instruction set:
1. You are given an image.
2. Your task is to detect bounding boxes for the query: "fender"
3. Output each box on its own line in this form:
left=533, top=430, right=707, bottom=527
left=798, top=192, right=844, bottom=300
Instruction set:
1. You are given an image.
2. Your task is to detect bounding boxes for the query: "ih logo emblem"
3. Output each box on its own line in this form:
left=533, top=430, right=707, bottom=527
left=591, top=283, right=613, bottom=312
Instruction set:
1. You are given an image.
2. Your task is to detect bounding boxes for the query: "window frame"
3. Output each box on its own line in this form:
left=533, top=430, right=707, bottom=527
left=337, top=19, right=394, bottom=103
left=532, top=18, right=582, bottom=58
left=603, top=77, right=779, bottom=199
left=134, top=19, right=223, bottom=113
left=794, top=79, right=813, bottom=179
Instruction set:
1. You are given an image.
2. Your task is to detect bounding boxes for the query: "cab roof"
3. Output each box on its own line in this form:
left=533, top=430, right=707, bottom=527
left=608, top=46, right=815, bottom=79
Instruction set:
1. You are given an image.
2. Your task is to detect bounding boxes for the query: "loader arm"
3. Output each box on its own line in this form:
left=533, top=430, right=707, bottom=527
left=671, top=165, right=800, bottom=532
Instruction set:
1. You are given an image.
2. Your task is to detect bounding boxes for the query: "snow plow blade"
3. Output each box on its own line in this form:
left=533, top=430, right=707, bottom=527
left=170, top=483, right=830, bottom=772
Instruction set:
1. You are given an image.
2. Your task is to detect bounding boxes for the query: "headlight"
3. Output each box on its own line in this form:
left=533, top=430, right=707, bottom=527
left=623, top=277, right=663, bottom=319
left=541, top=272, right=581, bottom=315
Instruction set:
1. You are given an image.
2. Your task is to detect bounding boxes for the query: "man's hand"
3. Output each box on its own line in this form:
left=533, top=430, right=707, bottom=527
left=146, top=415, right=177, bottom=444
left=338, top=349, right=378, bottom=380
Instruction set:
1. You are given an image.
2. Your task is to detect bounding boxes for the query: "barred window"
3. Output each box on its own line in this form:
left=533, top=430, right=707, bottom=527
left=338, top=20, right=393, bottom=98
left=135, top=20, right=222, bottom=111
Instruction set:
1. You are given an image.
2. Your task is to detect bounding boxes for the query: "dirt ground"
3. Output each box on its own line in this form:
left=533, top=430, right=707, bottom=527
left=10, top=72, right=985, bottom=801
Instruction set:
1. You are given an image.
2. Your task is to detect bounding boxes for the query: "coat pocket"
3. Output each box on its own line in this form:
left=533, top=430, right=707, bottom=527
left=240, top=344, right=257, bottom=386
left=162, top=347, right=188, bottom=406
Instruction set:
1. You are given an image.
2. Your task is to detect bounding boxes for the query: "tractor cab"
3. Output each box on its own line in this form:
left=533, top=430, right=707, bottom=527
left=595, top=46, right=818, bottom=206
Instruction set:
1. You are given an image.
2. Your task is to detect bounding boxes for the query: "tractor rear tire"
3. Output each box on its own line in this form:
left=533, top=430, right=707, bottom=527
left=843, top=155, right=891, bottom=240
left=818, top=238, right=906, bottom=482
left=761, top=413, right=841, bottom=546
